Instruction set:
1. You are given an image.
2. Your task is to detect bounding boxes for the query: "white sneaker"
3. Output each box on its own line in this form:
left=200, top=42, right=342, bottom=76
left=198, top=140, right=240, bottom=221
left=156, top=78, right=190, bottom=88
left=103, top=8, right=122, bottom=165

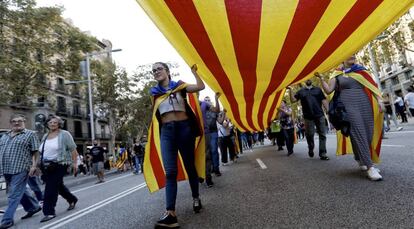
left=360, top=165, right=368, bottom=171
left=367, top=167, right=382, bottom=181
left=397, top=126, right=403, bottom=131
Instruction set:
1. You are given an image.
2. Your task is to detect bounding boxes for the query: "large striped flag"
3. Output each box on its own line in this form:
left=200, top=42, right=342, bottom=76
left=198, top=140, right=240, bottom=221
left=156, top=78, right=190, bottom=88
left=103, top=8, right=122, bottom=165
left=136, top=0, right=413, bottom=132
left=330, top=68, right=383, bottom=163
left=143, top=83, right=205, bottom=193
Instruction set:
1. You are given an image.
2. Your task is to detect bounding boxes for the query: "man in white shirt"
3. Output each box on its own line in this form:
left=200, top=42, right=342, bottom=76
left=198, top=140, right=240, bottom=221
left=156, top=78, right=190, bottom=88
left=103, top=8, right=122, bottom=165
left=404, top=87, right=414, bottom=116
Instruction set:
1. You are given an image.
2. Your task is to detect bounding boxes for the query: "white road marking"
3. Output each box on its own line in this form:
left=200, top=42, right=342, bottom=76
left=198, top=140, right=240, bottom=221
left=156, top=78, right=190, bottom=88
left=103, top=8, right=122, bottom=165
left=386, top=130, right=414, bottom=134
left=382, top=144, right=405, bottom=147
left=39, top=183, right=147, bottom=229
left=72, top=173, right=134, bottom=194
left=256, top=158, right=267, bottom=169
left=13, top=173, right=135, bottom=212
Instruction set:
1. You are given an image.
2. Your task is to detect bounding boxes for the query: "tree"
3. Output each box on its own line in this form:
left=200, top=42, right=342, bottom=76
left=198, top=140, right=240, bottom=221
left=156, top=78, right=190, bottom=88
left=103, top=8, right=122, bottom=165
left=0, top=0, right=99, bottom=106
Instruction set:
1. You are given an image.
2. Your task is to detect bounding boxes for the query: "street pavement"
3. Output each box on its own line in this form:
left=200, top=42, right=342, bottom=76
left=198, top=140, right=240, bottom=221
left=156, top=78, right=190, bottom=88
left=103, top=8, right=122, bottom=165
left=1, top=120, right=414, bottom=228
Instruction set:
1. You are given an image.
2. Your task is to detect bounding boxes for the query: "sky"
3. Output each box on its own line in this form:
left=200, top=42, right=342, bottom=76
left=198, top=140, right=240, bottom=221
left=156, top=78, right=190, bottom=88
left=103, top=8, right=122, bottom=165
left=36, top=0, right=214, bottom=98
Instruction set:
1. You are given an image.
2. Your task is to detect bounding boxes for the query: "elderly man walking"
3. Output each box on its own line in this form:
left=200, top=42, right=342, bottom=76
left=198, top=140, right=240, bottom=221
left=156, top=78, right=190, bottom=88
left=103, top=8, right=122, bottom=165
left=0, top=114, right=42, bottom=229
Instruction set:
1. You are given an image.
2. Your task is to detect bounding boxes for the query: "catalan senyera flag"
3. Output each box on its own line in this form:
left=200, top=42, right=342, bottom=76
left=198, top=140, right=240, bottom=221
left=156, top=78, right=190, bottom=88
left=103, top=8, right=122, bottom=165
left=143, top=83, right=205, bottom=193
left=136, top=0, right=413, bottom=132
left=330, top=67, right=383, bottom=163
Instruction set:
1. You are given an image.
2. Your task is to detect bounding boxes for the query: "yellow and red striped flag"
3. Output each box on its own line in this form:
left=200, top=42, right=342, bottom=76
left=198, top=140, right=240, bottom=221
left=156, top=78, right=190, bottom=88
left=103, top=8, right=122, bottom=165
left=331, top=68, right=383, bottom=163
left=136, top=0, right=412, bottom=132
left=143, top=83, right=205, bottom=193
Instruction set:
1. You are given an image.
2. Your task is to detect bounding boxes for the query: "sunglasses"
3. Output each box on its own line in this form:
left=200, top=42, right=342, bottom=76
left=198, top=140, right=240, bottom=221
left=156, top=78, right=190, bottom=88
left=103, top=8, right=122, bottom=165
left=152, top=67, right=165, bottom=74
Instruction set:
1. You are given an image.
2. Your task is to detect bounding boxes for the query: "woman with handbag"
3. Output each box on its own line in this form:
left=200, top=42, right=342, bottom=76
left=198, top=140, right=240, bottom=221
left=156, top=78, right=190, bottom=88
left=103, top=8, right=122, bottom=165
left=317, top=56, right=384, bottom=181
left=146, top=62, right=205, bottom=229
left=39, top=115, right=78, bottom=222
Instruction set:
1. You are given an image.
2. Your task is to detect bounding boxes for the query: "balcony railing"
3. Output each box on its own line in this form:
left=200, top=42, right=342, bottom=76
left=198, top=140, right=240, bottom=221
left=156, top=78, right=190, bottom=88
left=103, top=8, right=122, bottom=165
left=56, top=107, right=70, bottom=117
left=72, top=110, right=85, bottom=119
left=73, top=132, right=89, bottom=139
left=96, top=133, right=111, bottom=140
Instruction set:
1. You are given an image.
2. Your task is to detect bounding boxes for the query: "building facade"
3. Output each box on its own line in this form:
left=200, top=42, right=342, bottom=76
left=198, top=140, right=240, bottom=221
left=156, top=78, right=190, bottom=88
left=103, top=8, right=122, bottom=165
left=0, top=38, right=113, bottom=156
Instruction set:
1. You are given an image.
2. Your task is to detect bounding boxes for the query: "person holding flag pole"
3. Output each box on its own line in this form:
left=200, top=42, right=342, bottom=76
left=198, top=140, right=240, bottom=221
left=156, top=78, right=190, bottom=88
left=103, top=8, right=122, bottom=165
left=145, top=62, right=205, bottom=229
left=317, top=55, right=384, bottom=181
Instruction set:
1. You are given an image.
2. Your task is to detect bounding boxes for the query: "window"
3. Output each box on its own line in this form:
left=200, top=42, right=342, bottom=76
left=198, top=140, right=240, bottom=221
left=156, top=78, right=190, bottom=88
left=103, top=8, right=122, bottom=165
left=381, top=82, right=386, bottom=90
left=37, top=96, right=45, bottom=107
left=391, top=77, right=400, bottom=85
left=101, top=125, right=106, bottom=138
left=57, top=78, right=65, bottom=91
left=57, top=96, right=66, bottom=111
left=405, top=70, right=413, bottom=80
left=73, top=101, right=81, bottom=117
left=72, top=84, right=80, bottom=97
left=74, top=121, right=83, bottom=138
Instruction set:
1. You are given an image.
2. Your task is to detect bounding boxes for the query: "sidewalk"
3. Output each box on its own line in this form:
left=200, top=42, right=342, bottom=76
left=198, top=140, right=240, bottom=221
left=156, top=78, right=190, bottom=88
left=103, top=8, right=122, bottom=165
left=0, top=168, right=120, bottom=208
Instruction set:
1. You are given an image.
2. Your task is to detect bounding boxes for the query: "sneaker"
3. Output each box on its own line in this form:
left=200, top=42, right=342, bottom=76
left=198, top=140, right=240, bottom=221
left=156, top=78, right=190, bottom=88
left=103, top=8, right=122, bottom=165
left=367, top=167, right=382, bottom=181
left=320, top=156, right=330, bottom=161
left=287, top=151, right=293, bottom=156
left=193, top=198, right=202, bottom=213
left=155, top=212, right=179, bottom=229
left=397, top=126, right=403, bottom=131
left=214, top=171, right=222, bottom=177
left=308, top=150, right=314, bottom=158
left=360, top=165, right=368, bottom=171
left=277, top=147, right=283, bottom=151
left=206, top=176, right=214, bottom=188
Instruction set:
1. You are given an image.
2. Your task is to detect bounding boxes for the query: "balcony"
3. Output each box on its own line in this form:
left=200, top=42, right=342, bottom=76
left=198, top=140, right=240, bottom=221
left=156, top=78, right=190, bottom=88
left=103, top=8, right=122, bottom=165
left=73, top=132, right=89, bottom=140
left=56, top=107, right=70, bottom=117
left=72, top=110, right=85, bottom=119
left=96, top=133, right=111, bottom=140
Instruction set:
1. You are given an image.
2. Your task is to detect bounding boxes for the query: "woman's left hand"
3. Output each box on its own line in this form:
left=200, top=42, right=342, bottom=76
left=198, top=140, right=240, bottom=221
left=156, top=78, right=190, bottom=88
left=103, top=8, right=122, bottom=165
left=191, top=64, right=198, bottom=73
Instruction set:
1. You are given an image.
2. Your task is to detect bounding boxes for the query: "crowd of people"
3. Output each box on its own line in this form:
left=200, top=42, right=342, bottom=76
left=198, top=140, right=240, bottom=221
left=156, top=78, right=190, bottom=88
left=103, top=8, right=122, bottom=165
left=1, top=56, right=413, bottom=229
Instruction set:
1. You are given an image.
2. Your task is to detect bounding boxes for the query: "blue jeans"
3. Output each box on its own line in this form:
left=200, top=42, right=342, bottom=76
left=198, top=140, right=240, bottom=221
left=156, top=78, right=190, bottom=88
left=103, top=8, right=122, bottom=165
left=207, top=132, right=220, bottom=172
left=2, top=171, right=40, bottom=224
left=28, top=176, right=43, bottom=201
left=161, top=120, right=199, bottom=211
left=134, top=156, right=143, bottom=173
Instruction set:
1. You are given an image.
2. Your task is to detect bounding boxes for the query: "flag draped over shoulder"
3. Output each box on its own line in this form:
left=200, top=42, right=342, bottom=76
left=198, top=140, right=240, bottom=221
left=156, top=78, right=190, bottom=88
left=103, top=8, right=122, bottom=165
left=143, top=81, right=205, bottom=193
left=136, top=0, right=413, bottom=132
left=330, top=65, right=383, bottom=163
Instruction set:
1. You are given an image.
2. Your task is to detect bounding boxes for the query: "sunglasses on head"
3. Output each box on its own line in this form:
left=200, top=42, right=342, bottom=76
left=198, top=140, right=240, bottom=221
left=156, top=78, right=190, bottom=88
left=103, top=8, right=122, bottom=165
left=152, top=67, right=164, bottom=74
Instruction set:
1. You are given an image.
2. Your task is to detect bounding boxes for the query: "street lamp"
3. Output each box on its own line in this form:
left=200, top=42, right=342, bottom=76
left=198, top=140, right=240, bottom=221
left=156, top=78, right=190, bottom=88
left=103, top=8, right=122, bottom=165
left=74, top=48, right=122, bottom=143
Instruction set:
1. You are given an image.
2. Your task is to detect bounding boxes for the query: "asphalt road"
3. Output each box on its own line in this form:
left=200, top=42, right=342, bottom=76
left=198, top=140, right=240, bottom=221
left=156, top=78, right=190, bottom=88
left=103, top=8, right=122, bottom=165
left=3, top=123, right=414, bottom=229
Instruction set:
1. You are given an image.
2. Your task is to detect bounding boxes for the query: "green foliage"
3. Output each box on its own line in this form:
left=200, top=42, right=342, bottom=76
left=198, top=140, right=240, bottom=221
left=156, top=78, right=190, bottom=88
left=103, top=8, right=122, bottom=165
left=0, top=0, right=99, bottom=105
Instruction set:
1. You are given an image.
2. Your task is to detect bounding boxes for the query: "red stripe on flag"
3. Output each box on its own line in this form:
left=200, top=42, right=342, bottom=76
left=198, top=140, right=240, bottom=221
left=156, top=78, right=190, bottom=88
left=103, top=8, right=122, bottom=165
left=165, top=0, right=248, bottom=130
left=293, top=0, right=382, bottom=83
left=356, top=70, right=378, bottom=87
left=149, top=125, right=166, bottom=189
left=225, top=0, right=262, bottom=129
left=257, top=0, right=331, bottom=127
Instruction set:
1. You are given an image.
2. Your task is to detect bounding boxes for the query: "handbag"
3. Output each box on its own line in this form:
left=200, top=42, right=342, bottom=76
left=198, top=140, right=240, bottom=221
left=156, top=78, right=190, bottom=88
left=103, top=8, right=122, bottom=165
left=328, top=76, right=350, bottom=136
left=39, top=134, right=59, bottom=174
